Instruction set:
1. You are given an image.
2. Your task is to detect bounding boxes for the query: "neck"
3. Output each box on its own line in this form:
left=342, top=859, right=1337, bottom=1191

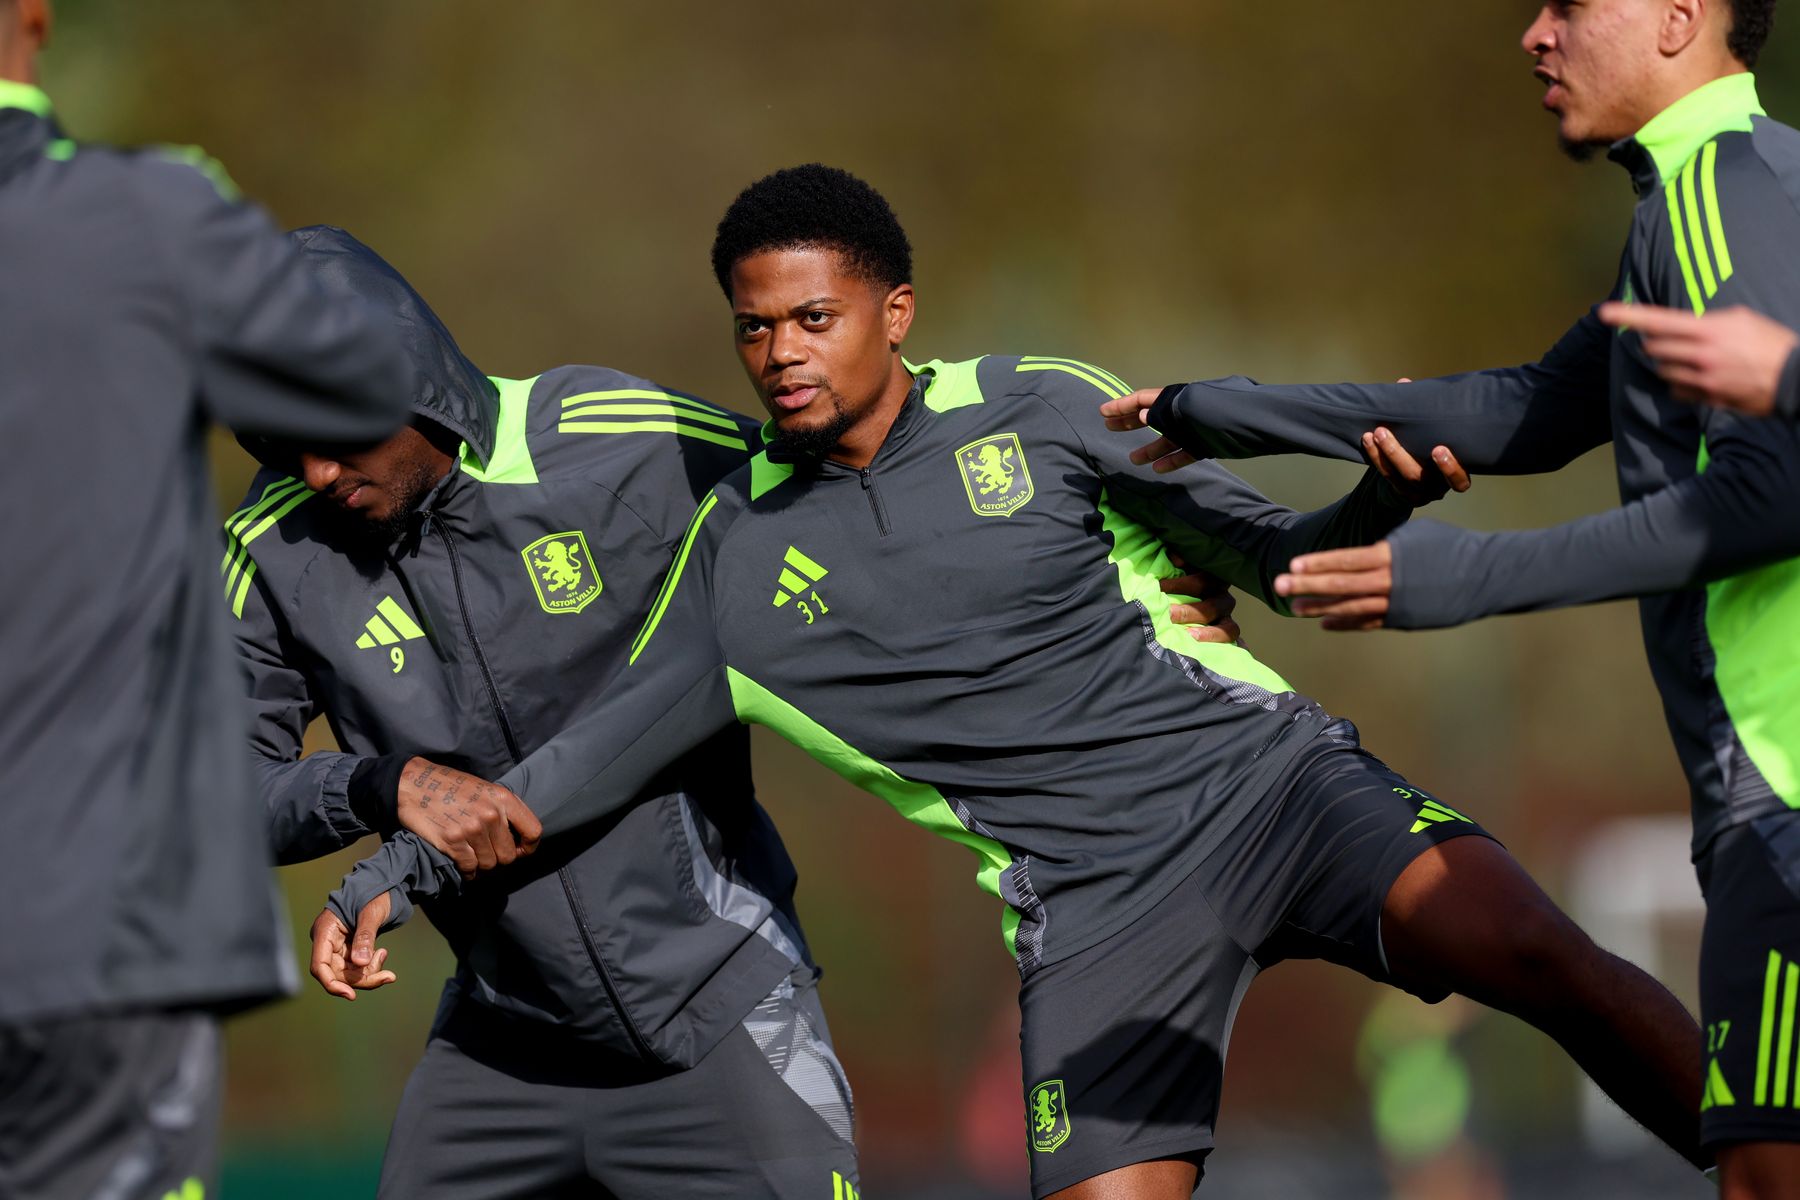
left=1634, top=54, right=1746, bottom=131
left=826, top=355, right=916, bottom=470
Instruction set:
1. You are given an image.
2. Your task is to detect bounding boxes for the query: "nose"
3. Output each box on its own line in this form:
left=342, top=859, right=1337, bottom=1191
left=1522, top=7, right=1555, bottom=56
left=298, top=452, right=342, bottom=493
left=768, top=319, right=807, bottom=368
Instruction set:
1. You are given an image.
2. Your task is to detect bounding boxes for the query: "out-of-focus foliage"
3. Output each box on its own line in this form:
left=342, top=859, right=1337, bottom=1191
left=37, top=2, right=1795, bottom=1192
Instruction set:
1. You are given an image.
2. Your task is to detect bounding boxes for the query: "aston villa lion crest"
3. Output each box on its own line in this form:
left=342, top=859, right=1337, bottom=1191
left=956, top=432, right=1034, bottom=518
left=1029, top=1078, right=1071, bottom=1153
left=522, top=531, right=602, bottom=614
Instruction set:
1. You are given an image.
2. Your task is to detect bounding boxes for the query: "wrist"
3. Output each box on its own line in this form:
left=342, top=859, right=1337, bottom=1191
left=346, top=754, right=411, bottom=833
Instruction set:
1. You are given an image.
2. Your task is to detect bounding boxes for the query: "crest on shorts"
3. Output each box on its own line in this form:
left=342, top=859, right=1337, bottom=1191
left=521, top=531, right=602, bottom=614
left=1029, top=1078, right=1071, bottom=1153
left=956, top=432, right=1034, bottom=518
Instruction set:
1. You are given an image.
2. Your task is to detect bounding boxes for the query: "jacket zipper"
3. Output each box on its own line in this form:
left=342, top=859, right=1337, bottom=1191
left=859, top=468, right=892, bottom=536
left=427, top=514, right=658, bottom=1061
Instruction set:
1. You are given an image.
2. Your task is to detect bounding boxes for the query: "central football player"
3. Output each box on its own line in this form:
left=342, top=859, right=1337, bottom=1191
left=329, top=165, right=1706, bottom=1198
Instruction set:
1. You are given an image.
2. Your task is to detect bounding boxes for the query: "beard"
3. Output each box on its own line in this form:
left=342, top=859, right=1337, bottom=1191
left=329, top=455, right=447, bottom=546
left=769, top=393, right=857, bottom=459
left=1558, top=133, right=1608, bottom=163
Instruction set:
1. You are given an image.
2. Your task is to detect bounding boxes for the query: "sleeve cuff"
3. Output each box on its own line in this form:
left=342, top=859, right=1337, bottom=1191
left=345, top=754, right=411, bottom=833
left=1778, top=346, right=1800, bottom=422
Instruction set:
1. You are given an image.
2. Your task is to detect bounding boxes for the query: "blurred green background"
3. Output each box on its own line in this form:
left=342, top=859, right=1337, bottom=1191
left=35, top=2, right=1799, bottom=1195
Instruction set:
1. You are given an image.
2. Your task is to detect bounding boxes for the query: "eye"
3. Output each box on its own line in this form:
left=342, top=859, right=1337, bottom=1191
left=803, top=310, right=832, bottom=326
left=737, top=319, right=766, bottom=338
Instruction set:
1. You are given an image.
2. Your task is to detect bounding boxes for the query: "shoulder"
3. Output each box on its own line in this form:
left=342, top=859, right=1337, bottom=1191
left=920, top=353, right=1133, bottom=418
left=221, top=468, right=325, bottom=618
left=517, top=365, right=760, bottom=475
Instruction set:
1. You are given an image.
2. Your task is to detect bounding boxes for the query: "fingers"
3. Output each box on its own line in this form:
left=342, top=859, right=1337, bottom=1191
left=501, top=788, right=543, bottom=856
left=347, top=946, right=398, bottom=992
left=1598, top=301, right=1701, bottom=336
left=1277, top=569, right=1394, bottom=598
left=1127, top=435, right=1182, bottom=466
left=1187, top=616, right=1242, bottom=645
left=349, top=891, right=391, bottom=968
left=1320, top=614, right=1387, bottom=632
left=1099, top=387, right=1162, bottom=431
left=1285, top=543, right=1393, bottom=578
left=1431, top=446, right=1472, bottom=493
left=309, top=909, right=356, bottom=1002
left=1290, top=594, right=1391, bottom=618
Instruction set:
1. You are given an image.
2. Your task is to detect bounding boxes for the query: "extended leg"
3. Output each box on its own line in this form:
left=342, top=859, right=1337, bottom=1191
left=1047, top=1156, right=1201, bottom=1199
left=1380, top=836, right=1706, bottom=1168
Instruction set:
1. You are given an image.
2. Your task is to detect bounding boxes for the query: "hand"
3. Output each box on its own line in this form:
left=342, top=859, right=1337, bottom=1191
left=396, top=757, right=543, bottom=878
left=1361, top=424, right=1470, bottom=507
left=1099, top=387, right=1199, bottom=473
left=309, top=891, right=397, bottom=1001
left=1274, top=542, right=1393, bottom=631
left=1162, top=554, right=1241, bottom=644
left=1598, top=302, right=1798, bottom=417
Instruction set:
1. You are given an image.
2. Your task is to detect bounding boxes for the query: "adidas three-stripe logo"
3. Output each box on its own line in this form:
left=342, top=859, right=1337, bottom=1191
left=1666, top=139, right=1736, bottom=315
left=1408, top=798, right=1473, bottom=835
left=557, top=388, right=748, bottom=451
left=1754, top=949, right=1800, bottom=1109
left=831, top=1172, right=860, bottom=1200
left=355, top=596, right=426, bottom=650
left=772, top=546, right=829, bottom=607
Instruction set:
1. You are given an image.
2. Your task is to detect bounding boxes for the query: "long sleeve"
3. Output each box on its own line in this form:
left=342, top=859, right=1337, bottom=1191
left=134, top=154, right=416, bottom=442
left=326, top=492, right=741, bottom=924
left=1779, top=344, right=1800, bottom=421
left=1386, top=405, right=1800, bottom=626
left=232, top=562, right=382, bottom=864
left=1147, top=308, right=1615, bottom=475
left=1038, top=379, right=1413, bottom=612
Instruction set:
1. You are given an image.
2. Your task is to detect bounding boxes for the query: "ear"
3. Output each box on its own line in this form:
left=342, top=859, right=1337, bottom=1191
left=18, top=0, right=49, bottom=52
left=884, top=283, right=915, bottom=348
left=1660, top=0, right=1707, bottom=56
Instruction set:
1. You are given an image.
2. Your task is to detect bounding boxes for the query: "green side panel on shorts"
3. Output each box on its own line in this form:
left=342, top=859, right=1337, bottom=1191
left=1698, top=440, right=1800, bottom=807
left=726, top=667, right=1022, bottom=956
left=912, top=357, right=988, bottom=413
left=1096, top=491, right=1295, bottom=696
left=460, top=376, right=540, bottom=484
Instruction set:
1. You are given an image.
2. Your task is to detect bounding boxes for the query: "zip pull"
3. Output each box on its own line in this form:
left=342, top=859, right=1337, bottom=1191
left=859, top=469, right=873, bottom=491
left=859, top=468, right=892, bottom=536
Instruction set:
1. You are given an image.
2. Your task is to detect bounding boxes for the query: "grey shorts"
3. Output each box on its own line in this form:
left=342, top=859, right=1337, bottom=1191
left=377, top=967, right=860, bottom=1199
left=1018, top=746, right=1492, bottom=1197
left=0, top=1010, right=220, bottom=1200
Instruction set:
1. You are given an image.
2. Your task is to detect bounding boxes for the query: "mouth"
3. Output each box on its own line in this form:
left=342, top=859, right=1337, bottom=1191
left=1534, top=66, right=1564, bottom=111
left=767, top=380, right=825, bottom=414
left=331, top=483, right=370, bottom=510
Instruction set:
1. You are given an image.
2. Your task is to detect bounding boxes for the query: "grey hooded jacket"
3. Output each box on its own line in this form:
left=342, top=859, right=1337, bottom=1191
left=230, top=229, right=809, bottom=1065
left=0, top=87, right=413, bottom=1022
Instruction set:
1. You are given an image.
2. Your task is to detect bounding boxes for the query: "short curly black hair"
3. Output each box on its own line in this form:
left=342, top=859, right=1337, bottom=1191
left=1725, top=0, right=1777, bottom=66
left=711, top=164, right=913, bottom=299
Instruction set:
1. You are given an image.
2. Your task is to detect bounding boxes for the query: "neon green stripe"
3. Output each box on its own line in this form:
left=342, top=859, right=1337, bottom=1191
left=783, top=546, right=828, bottom=580
left=1014, top=361, right=1126, bottom=399
left=1778, top=962, right=1798, bottom=1106
left=1681, top=157, right=1718, bottom=297
left=558, top=420, right=748, bottom=451
left=559, top=402, right=741, bottom=430
left=630, top=493, right=718, bottom=664
left=1701, top=141, right=1734, bottom=284
left=376, top=596, right=425, bottom=640
left=230, top=562, right=257, bottom=619
left=0, top=81, right=52, bottom=117
left=44, top=139, right=74, bottom=161
left=363, top=616, right=400, bottom=646
left=1758, top=950, right=1781, bottom=1105
left=1666, top=179, right=1707, bottom=315
left=915, top=357, right=988, bottom=413
left=461, top=376, right=539, bottom=484
left=1097, top=490, right=1295, bottom=696
left=776, top=568, right=809, bottom=595
left=220, top=479, right=305, bottom=574
left=1023, top=356, right=1131, bottom=395
left=749, top=450, right=795, bottom=501
left=222, top=486, right=311, bottom=597
left=726, top=667, right=1021, bottom=956
left=560, top=388, right=731, bottom=417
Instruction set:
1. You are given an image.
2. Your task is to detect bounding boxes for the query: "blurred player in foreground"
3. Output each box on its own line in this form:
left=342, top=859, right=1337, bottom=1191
left=0, top=3, right=416, bottom=1198
left=329, top=164, right=1707, bottom=1199
left=1104, top=1, right=1798, bottom=1194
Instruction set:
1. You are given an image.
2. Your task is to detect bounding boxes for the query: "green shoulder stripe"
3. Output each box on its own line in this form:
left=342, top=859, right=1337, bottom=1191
left=726, top=667, right=1023, bottom=956
left=749, top=450, right=796, bottom=501
left=907, top=357, right=986, bottom=412
left=1015, top=356, right=1130, bottom=399
left=220, top=477, right=311, bottom=617
left=462, top=376, right=539, bottom=485
left=630, top=492, right=719, bottom=664
left=153, top=144, right=241, bottom=202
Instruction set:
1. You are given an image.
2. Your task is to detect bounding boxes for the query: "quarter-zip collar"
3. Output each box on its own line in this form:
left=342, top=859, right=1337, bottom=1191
left=0, top=80, right=53, bottom=179
left=0, top=80, right=49, bottom=117
left=1610, top=72, right=1764, bottom=197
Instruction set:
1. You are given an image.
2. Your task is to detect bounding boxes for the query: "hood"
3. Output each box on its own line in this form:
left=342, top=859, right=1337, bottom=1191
left=288, top=225, right=497, bottom=465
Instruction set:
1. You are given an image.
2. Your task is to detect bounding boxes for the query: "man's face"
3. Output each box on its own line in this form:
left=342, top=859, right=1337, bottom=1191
left=729, top=246, right=908, bottom=457
left=1523, top=0, right=1669, bottom=157
left=263, top=423, right=454, bottom=541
